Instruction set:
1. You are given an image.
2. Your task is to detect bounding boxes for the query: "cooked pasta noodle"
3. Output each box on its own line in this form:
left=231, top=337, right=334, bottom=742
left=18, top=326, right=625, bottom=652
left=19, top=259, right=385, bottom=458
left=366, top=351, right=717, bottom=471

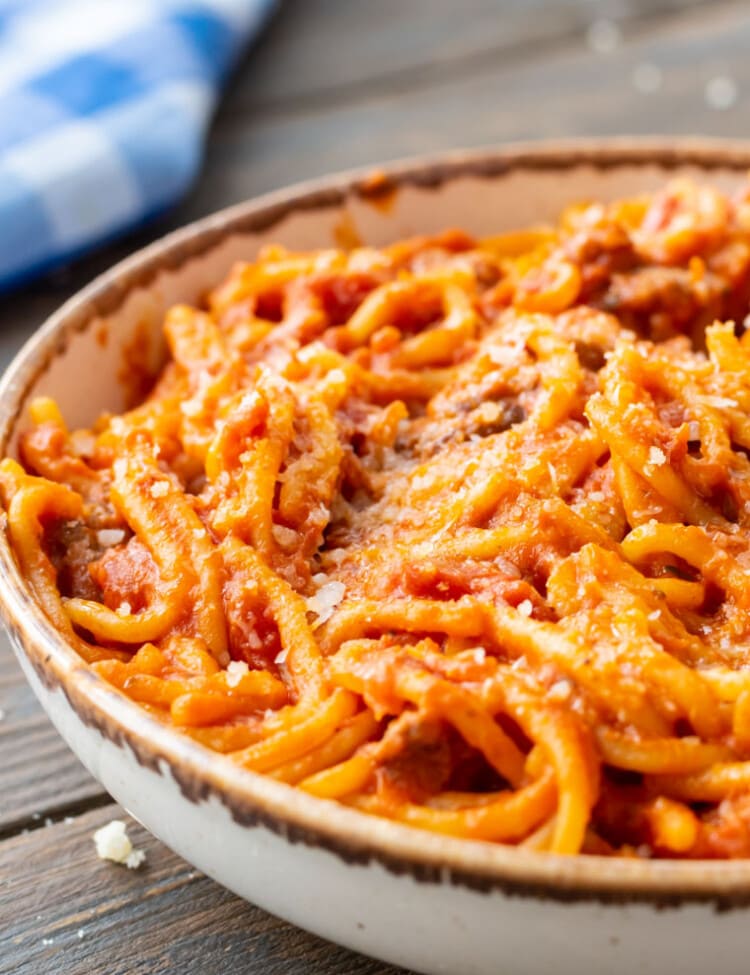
left=11, top=178, right=750, bottom=857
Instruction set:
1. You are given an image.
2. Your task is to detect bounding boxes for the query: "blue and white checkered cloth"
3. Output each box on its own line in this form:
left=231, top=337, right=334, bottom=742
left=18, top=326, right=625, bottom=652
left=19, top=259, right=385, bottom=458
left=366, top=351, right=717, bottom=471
left=0, top=0, right=277, bottom=291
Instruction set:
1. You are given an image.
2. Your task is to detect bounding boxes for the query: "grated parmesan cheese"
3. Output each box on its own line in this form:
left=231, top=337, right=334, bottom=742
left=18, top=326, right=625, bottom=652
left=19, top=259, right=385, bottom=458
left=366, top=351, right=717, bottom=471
left=517, top=599, right=533, bottom=617
left=93, top=820, right=146, bottom=869
left=271, top=524, right=299, bottom=548
left=648, top=446, right=666, bottom=467
left=548, top=679, right=573, bottom=702
left=487, top=342, right=522, bottom=367
left=96, top=528, right=125, bottom=547
left=181, top=399, right=202, bottom=418
left=225, top=660, right=249, bottom=687
left=239, top=390, right=263, bottom=412
left=306, top=580, right=346, bottom=625
left=116, top=601, right=132, bottom=617
left=701, top=395, right=738, bottom=410
left=274, top=648, right=288, bottom=666
left=149, top=481, right=169, bottom=499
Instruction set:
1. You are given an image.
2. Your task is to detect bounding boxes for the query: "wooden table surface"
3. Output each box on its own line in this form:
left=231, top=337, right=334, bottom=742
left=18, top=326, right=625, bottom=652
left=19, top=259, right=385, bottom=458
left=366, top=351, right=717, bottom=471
left=2, top=0, right=750, bottom=971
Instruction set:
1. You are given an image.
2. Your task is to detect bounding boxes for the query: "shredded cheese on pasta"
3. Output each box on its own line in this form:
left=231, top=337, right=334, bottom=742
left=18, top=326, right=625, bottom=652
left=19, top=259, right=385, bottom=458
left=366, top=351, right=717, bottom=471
left=9, top=178, right=750, bottom=857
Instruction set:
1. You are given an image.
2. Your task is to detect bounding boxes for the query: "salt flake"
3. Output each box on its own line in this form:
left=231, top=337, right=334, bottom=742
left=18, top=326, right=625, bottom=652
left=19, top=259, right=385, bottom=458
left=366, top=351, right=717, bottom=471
left=125, top=849, right=146, bottom=870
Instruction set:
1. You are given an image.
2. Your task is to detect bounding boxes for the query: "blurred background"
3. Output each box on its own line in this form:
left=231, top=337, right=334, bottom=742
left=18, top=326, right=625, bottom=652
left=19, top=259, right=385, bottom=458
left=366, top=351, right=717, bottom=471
left=2, top=0, right=747, bottom=361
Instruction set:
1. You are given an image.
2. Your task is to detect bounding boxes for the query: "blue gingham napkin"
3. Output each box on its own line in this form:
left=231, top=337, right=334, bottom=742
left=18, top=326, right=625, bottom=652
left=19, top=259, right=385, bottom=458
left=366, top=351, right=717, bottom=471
left=0, top=0, right=277, bottom=291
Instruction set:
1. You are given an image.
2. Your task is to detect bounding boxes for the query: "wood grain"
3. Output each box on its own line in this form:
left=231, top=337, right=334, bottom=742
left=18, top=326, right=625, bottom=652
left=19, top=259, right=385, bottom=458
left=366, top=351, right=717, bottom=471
left=0, top=804, right=407, bottom=975
left=0, top=642, right=104, bottom=835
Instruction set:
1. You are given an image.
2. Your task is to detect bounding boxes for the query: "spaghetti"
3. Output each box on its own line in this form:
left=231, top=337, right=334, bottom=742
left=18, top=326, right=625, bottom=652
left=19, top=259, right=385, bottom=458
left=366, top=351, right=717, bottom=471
left=8, top=178, right=750, bottom=857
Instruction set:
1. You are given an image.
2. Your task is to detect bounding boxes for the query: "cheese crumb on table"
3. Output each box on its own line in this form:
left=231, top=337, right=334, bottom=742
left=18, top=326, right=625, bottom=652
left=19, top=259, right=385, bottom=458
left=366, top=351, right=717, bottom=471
left=93, top=819, right=146, bottom=869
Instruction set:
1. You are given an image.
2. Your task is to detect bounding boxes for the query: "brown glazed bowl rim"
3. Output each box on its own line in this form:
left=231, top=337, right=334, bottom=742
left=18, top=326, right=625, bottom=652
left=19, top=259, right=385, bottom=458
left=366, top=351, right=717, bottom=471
left=5, top=138, right=750, bottom=908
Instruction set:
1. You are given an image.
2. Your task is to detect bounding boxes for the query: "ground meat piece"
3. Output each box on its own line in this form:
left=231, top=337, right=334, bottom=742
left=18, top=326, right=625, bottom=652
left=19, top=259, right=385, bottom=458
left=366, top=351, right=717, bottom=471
left=222, top=570, right=283, bottom=671
left=563, top=223, right=638, bottom=301
left=400, top=556, right=521, bottom=603
left=377, top=714, right=453, bottom=802
left=90, top=537, right=157, bottom=613
left=596, top=266, right=726, bottom=343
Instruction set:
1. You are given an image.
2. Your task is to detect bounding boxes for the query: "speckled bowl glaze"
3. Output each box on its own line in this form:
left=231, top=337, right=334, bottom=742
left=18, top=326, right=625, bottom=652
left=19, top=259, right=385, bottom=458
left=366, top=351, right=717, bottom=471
left=5, top=140, right=750, bottom=975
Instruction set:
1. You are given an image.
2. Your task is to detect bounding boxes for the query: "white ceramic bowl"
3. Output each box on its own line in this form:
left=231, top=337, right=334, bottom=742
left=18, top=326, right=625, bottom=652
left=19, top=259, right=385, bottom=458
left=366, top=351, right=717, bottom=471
left=4, top=139, right=750, bottom=975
